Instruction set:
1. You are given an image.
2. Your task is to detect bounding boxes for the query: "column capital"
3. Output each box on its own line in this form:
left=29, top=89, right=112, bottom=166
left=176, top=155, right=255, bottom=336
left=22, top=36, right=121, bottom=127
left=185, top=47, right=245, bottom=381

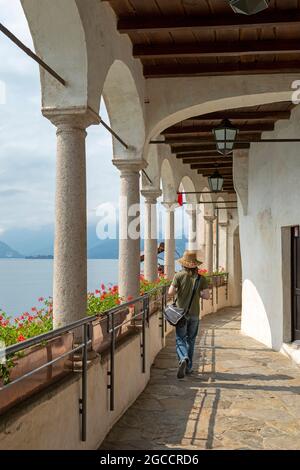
left=113, top=158, right=147, bottom=174
left=141, top=188, right=162, bottom=203
left=219, top=221, right=229, bottom=228
left=42, top=106, right=100, bottom=131
left=163, top=201, right=179, bottom=211
left=204, top=215, right=216, bottom=223
left=185, top=206, right=198, bottom=216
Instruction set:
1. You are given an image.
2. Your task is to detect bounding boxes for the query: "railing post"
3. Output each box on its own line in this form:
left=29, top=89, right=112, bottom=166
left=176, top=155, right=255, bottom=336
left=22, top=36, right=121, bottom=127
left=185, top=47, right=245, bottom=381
left=80, top=322, right=88, bottom=442
left=141, top=298, right=146, bottom=373
left=146, top=295, right=150, bottom=325
left=160, top=286, right=166, bottom=339
left=225, top=273, right=229, bottom=300
left=108, top=312, right=115, bottom=411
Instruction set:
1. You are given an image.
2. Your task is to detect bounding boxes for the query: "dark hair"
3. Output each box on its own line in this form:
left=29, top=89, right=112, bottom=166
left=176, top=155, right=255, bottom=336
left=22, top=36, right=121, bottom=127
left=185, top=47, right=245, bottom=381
left=184, top=266, right=198, bottom=276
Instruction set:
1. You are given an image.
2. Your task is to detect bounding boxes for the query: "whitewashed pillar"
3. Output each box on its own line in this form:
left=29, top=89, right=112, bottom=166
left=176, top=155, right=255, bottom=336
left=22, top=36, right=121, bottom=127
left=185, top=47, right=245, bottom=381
left=204, top=215, right=215, bottom=274
left=186, top=206, right=198, bottom=251
left=141, top=189, right=162, bottom=282
left=219, top=221, right=229, bottom=271
left=196, top=209, right=206, bottom=262
left=163, top=202, right=177, bottom=280
left=113, top=159, right=147, bottom=301
left=43, top=108, right=99, bottom=328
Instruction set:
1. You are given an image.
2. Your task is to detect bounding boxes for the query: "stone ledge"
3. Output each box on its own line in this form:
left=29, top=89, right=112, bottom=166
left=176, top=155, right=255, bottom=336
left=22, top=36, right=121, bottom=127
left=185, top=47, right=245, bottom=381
left=281, top=342, right=300, bottom=367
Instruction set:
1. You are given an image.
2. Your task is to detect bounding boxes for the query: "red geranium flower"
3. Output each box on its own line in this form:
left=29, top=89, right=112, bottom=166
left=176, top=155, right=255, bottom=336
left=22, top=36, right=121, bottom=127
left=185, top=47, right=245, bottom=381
left=17, top=334, right=26, bottom=342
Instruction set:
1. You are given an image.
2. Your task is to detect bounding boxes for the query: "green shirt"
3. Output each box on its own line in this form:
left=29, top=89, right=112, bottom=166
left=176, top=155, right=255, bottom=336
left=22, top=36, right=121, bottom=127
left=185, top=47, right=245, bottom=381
left=171, top=270, right=209, bottom=318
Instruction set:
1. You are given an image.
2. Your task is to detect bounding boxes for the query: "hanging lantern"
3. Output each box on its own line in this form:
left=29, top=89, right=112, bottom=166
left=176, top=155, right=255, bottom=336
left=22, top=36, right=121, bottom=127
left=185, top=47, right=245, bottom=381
left=213, top=118, right=238, bottom=156
left=229, top=0, right=270, bottom=15
left=208, top=169, right=224, bottom=193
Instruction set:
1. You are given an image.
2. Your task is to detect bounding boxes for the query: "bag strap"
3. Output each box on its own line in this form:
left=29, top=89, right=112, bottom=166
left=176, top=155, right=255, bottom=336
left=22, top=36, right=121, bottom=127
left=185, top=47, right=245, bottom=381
left=185, top=275, right=201, bottom=316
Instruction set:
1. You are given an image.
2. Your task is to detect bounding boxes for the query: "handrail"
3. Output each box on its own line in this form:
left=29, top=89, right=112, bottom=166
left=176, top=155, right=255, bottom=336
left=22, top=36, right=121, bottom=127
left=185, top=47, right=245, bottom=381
left=0, top=278, right=230, bottom=443
left=0, top=284, right=170, bottom=442
left=1, top=285, right=167, bottom=357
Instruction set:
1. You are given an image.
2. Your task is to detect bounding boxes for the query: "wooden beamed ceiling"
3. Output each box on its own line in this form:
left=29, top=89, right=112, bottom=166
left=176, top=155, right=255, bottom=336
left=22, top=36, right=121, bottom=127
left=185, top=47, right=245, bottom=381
left=104, top=0, right=298, bottom=193
left=165, top=101, right=294, bottom=193
left=106, top=1, right=300, bottom=78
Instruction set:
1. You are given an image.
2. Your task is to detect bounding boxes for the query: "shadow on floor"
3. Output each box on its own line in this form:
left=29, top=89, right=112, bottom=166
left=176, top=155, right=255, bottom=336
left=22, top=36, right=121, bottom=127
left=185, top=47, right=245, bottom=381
left=100, top=307, right=300, bottom=450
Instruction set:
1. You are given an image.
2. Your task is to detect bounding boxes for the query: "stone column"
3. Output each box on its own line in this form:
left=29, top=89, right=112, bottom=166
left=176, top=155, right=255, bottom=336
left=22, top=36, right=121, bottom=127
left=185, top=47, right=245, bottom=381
left=186, top=205, right=197, bottom=251
left=113, top=159, right=147, bottom=302
left=163, top=203, right=177, bottom=280
left=141, top=189, right=162, bottom=282
left=219, top=221, right=229, bottom=271
left=196, top=209, right=206, bottom=262
left=43, top=108, right=99, bottom=329
left=204, top=215, right=215, bottom=274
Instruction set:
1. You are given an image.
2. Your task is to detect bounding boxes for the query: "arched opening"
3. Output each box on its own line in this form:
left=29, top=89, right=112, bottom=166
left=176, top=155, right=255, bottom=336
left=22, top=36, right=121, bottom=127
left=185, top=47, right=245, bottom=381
left=178, top=176, right=197, bottom=252
left=232, top=226, right=242, bottom=307
left=102, top=60, right=145, bottom=158
left=217, top=197, right=228, bottom=272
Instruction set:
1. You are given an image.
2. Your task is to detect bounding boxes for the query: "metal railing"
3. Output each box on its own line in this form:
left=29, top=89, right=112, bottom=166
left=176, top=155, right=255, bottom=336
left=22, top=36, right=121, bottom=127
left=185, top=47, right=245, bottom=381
left=0, top=285, right=169, bottom=442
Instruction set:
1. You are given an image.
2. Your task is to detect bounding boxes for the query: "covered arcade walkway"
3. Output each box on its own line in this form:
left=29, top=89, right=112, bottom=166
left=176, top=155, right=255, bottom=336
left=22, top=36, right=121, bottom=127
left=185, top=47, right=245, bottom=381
left=101, top=308, right=300, bottom=451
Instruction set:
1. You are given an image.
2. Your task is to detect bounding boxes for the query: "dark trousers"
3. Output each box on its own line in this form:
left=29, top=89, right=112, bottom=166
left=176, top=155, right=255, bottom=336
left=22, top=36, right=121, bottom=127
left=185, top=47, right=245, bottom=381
left=175, top=316, right=199, bottom=371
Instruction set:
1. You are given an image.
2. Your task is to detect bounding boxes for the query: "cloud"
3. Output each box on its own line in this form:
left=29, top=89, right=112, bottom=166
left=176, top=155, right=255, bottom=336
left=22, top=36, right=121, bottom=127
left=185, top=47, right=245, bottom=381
left=0, top=1, right=118, bottom=243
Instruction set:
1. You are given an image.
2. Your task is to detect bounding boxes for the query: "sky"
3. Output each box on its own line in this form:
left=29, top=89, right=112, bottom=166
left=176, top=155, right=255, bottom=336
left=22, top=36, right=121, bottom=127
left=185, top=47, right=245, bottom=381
left=0, top=1, right=189, bottom=255
left=0, top=0, right=121, bottom=254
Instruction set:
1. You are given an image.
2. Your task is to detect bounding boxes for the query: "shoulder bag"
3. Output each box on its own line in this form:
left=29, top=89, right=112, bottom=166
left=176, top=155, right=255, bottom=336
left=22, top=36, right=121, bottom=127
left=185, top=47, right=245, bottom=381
left=164, top=275, right=200, bottom=326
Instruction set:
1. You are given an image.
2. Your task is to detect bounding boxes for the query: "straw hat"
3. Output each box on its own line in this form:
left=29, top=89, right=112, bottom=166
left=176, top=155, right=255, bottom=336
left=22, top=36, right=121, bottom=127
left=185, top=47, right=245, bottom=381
left=178, top=251, right=203, bottom=269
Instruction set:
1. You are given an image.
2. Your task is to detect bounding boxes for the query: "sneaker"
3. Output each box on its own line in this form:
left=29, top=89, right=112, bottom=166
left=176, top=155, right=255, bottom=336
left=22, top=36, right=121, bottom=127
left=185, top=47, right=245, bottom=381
left=186, top=368, right=194, bottom=375
left=177, top=359, right=187, bottom=379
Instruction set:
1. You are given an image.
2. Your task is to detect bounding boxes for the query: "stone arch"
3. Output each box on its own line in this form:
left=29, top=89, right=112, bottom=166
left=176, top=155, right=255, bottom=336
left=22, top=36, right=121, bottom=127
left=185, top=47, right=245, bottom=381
left=147, top=80, right=293, bottom=139
left=141, top=144, right=161, bottom=190
left=200, top=186, right=214, bottom=217
left=178, top=176, right=197, bottom=205
left=161, top=159, right=177, bottom=203
left=217, top=196, right=228, bottom=272
left=102, top=60, right=145, bottom=159
left=21, top=0, right=103, bottom=111
left=217, top=196, right=228, bottom=225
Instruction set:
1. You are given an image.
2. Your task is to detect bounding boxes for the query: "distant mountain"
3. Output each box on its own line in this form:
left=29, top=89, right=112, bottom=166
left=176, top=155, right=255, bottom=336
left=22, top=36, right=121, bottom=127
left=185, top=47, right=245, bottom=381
left=88, top=238, right=119, bottom=259
left=0, top=241, right=23, bottom=259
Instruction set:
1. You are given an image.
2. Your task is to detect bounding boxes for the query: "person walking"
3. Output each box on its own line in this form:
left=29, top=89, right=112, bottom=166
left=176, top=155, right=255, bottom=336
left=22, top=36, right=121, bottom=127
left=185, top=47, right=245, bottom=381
left=168, top=251, right=210, bottom=379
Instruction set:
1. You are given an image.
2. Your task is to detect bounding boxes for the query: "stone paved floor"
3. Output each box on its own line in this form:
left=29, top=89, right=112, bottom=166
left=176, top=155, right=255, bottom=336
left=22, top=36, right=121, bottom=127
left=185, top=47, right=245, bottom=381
left=100, top=308, right=300, bottom=450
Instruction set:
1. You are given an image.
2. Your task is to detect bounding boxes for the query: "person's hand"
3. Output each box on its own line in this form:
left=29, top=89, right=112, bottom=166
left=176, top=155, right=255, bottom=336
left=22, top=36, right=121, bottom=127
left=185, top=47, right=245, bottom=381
left=200, top=289, right=210, bottom=300
left=168, top=285, right=176, bottom=297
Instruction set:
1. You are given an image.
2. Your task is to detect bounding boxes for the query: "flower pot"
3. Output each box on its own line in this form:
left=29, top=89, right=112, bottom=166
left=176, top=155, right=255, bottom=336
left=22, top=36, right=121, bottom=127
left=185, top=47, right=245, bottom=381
left=0, top=332, right=74, bottom=415
left=91, top=308, right=129, bottom=354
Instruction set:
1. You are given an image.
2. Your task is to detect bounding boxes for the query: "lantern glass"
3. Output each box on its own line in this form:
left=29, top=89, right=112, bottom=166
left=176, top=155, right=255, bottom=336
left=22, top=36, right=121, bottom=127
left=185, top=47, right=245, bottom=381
left=208, top=170, right=224, bottom=193
left=213, top=119, right=238, bottom=156
left=229, top=0, right=270, bottom=15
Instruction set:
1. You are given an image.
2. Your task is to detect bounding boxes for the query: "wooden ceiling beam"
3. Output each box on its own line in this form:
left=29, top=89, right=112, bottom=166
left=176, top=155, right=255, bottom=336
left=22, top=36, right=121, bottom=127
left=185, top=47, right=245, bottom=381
left=144, top=61, right=300, bottom=78
left=191, top=164, right=232, bottom=170
left=176, top=151, right=222, bottom=158
left=134, top=40, right=300, bottom=59
left=163, top=123, right=274, bottom=135
left=186, top=111, right=291, bottom=121
left=166, top=133, right=261, bottom=144
left=118, top=11, right=300, bottom=34
left=172, top=143, right=250, bottom=154
left=182, top=157, right=232, bottom=164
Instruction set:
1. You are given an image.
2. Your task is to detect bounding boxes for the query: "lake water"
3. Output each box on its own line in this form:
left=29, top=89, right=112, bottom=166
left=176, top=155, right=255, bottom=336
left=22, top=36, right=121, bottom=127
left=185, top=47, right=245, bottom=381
left=0, top=259, right=119, bottom=318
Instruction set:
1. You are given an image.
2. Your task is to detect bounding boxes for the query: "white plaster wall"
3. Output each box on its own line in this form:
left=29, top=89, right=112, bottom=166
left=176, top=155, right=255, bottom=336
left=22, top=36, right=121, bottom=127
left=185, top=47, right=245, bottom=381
left=201, top=286, right=230, bottom=318
left=0, top=313, right=172, bottom=450
left=238, top=105, right=300, bottom=351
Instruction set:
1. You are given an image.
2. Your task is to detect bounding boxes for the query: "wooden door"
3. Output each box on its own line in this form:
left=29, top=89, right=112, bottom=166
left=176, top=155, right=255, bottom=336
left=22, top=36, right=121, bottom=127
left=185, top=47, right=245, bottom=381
left=291, top=226, right=300, bottom=341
